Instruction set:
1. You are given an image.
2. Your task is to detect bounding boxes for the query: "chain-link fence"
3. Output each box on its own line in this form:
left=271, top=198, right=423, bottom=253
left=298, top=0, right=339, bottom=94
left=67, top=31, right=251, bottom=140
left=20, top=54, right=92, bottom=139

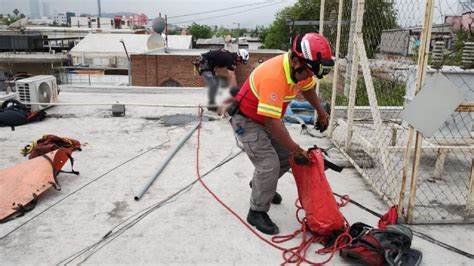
left=321, top=0, right=474, bottom=224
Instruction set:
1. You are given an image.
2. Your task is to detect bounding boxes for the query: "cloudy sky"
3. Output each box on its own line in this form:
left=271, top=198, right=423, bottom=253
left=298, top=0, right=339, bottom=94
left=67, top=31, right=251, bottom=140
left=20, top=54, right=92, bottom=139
left=0, top=0, right=297, bottom=27
left=0, top=0, right=467, bottom=28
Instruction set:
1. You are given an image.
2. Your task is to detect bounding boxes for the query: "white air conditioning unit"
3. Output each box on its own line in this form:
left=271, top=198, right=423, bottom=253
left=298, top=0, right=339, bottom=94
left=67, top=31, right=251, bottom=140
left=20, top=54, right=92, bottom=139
left=16, top=75, right=58, bottom=112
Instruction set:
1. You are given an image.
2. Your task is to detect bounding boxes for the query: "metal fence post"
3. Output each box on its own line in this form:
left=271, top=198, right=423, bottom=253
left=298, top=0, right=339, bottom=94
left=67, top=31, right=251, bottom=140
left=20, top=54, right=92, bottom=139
left=315, top=0, right=326, bottom=100
left=344, top=0, right=358, bottom=96
left=404, top=0, right=436, bottom=223
left=328, top=0, right=344, bottom=137
left=345, top=0, right=364, bottom=152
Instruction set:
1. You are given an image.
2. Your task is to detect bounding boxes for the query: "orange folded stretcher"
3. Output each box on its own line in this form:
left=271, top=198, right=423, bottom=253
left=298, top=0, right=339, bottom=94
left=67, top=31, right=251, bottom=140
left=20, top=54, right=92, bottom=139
left=0, top=148, right=75, bottom=223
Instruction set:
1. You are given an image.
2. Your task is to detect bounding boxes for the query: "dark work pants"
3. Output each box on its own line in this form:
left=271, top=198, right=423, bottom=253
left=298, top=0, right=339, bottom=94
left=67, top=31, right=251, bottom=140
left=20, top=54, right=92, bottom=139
left=201, top=70, right=219, bottom=104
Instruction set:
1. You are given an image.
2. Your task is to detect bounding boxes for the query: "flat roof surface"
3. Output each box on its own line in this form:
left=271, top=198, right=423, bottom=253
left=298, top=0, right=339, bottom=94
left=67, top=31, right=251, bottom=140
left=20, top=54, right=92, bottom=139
left=0, top=52, right=67, bottom=63
left=0, top=87, right=472, bottom=264
left=70, top=34, right=193, bottom=55
left=71, top=33, right=150, bottom=55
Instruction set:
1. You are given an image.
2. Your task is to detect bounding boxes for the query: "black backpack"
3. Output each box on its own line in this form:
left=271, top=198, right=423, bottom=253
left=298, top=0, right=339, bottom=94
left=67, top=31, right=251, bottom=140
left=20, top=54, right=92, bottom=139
left=340, top=222, right=422, bottom=266
left=0, top=99, right=46, bottom=131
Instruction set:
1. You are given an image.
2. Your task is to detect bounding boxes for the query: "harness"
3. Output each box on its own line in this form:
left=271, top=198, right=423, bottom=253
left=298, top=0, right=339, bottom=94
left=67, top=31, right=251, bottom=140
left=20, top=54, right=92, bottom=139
left=340, top=222, right=422, bottom=266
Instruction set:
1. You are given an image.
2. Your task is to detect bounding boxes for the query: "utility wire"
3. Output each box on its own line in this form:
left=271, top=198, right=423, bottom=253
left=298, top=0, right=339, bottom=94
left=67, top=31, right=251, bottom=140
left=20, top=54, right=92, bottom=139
left=0, top=127, right=180, bottom=240
left=172, top=1, right=286, bottom=24
left=58, top=149, right=243, bottom=265
left=332, top=192, right=474, bottom=259
left=168, top=0, right=277, bottom=19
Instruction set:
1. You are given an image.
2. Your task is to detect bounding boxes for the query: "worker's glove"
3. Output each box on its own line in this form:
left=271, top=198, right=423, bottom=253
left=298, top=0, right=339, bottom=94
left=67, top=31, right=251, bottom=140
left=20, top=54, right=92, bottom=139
left=315, top=111, right=329, bottom=133
left=291, top=146, right=310, bottom=165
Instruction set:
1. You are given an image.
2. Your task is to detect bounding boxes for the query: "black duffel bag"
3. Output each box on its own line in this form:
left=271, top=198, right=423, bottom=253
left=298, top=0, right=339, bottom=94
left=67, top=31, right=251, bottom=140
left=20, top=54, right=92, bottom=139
left=0, top=99, right=46, bottom=131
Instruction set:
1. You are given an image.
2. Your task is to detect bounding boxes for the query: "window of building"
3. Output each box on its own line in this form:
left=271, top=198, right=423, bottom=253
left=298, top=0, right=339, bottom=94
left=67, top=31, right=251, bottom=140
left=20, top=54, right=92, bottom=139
left=84, top=58, right=93, bottom=66
left=160, top=79, right=182, bottom=87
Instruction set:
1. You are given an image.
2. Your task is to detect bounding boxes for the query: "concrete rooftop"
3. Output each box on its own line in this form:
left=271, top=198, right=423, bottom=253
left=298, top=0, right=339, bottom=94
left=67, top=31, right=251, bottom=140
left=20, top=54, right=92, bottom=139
left=0, top=87, right=473, bottom=265
left=0, top=52, right=67, bottom=63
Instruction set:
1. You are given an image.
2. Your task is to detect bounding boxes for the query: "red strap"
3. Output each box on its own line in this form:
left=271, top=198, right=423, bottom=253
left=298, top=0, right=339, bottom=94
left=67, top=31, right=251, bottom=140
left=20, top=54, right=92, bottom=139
left=378, top=205, right=398, bottom=229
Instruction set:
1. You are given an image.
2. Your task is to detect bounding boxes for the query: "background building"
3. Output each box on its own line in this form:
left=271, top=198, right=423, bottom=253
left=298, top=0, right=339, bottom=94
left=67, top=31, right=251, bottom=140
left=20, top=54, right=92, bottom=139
left=53, top=14, right=67, bottom=26
left=41, top=2, right=50, bottom=17
left=70, top=33, right=150, bottom=69
left=131, top=49, right=283, bottom=87
left=29, top=0, right=40, bottom=19
left=70, top=16, right=114, bottom=29
left=66, top=12, right=76, bottom=26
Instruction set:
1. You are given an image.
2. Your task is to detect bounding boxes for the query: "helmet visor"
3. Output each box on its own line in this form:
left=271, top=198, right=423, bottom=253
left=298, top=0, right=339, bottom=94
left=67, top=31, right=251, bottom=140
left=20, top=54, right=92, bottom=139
left=300, top=57, right=334, bottom=78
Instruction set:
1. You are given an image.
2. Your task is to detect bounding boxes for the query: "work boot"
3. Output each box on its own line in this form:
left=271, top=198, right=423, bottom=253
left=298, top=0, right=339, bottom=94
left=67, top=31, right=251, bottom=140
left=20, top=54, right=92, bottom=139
left=207, top=102, right=218, bottom=112
left=247, top=209, right=279, bottom=235
left=249, top=181, right=282, bottom=204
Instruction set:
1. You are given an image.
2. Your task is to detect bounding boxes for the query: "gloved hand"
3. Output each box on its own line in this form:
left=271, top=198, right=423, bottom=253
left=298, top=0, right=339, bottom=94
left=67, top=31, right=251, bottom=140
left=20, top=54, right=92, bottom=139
left=315, top=111, right=329, bottom=133
left=290, top=146, right=310, bottom=165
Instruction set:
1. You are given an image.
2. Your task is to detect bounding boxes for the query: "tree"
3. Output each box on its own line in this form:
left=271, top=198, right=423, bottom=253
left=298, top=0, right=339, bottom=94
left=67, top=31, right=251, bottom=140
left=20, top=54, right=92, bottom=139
left=13, top=9, right=20, bottom=17
left=187, top=23, right=213, bottom=42
left=262, top=0, right=397, bottom=58
left=214, top=26, right=246, bottom=38
left=214, top=26, right=232, bottom=38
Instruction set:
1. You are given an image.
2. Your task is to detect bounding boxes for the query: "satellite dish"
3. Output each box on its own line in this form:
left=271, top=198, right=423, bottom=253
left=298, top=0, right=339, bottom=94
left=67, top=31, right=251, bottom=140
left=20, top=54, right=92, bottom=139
left=147, top=34, right=165, bottom=50
left=152, top=17, right=166, bottom=33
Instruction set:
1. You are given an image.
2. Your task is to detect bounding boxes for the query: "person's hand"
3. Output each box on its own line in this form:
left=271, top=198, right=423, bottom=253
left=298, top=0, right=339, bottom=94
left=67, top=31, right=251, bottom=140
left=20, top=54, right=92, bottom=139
left=290, top=146, right=310, bottom=165
left=217, top=98, right=236, bottom=116
left=316, top=111, right=329, bottom=133
left=217, top=103, right=230, bottom=116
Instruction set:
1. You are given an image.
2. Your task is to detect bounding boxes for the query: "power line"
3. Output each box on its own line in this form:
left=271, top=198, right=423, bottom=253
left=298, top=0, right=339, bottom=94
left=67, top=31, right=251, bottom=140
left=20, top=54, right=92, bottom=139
left=172, top=1, right=286, bottom=25
left=168, top=0, right=277, bottom=19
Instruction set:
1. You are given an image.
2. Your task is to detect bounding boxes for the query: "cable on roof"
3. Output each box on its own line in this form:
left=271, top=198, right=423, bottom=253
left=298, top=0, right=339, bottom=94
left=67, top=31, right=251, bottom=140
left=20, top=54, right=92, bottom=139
left=0, top=126, right=181, bottom=240
left=58, top=148, right=244, bottom=264
left=331, top=192, right=474, bottom=259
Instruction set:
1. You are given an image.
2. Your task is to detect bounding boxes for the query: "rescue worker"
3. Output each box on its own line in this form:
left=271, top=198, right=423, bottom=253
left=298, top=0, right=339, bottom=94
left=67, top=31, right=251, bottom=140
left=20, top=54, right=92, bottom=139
left=197, top=49, right=249, bottom=111
left=228, top=33, right=333, bottom=235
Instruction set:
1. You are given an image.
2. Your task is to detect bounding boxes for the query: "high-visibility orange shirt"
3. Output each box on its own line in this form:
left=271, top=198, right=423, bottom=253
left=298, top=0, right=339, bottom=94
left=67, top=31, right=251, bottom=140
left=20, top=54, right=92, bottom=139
left=236, top=52, right=317, bottom=124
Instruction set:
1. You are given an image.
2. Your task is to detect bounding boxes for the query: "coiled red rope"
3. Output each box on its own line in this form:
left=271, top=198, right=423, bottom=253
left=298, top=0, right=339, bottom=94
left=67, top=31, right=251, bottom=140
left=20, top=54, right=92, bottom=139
left=195, top=106, right=352, bottom=265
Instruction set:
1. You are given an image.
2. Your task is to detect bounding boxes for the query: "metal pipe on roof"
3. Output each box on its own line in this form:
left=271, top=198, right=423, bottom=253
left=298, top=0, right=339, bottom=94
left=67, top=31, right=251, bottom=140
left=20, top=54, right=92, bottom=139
left=134, top=123, right=200, bottom=201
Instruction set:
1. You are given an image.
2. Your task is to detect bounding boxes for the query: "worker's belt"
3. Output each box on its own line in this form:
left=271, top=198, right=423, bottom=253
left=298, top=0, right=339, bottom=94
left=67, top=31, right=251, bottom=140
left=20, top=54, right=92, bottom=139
left=235, top=108, right=249, bottom=118
left=228, top=99, right=248, bottom=118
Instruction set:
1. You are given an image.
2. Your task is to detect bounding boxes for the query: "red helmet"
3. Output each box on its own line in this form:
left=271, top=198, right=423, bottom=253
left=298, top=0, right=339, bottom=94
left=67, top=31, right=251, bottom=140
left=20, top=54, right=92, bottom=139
left=291, top=33, right=334, bottom=78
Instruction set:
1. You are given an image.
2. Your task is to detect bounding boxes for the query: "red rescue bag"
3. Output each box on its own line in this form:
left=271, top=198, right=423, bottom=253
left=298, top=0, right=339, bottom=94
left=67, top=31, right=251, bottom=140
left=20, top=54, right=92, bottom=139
left=378, top=205, right=398, bottom=229
left=290, top=147, right=345, bottom=236
left=21, top=134, right=82, bottom=159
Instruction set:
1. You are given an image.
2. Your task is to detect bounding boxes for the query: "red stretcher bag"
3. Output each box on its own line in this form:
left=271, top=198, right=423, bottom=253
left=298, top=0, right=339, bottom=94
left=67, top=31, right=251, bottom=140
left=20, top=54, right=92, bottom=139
left=290, top=148, right=345, bottom=236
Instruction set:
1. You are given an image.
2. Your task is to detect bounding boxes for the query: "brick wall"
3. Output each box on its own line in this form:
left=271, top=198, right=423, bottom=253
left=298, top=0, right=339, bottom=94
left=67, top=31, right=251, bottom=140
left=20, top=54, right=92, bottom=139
left=131, top=51, right=283, bottom=87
